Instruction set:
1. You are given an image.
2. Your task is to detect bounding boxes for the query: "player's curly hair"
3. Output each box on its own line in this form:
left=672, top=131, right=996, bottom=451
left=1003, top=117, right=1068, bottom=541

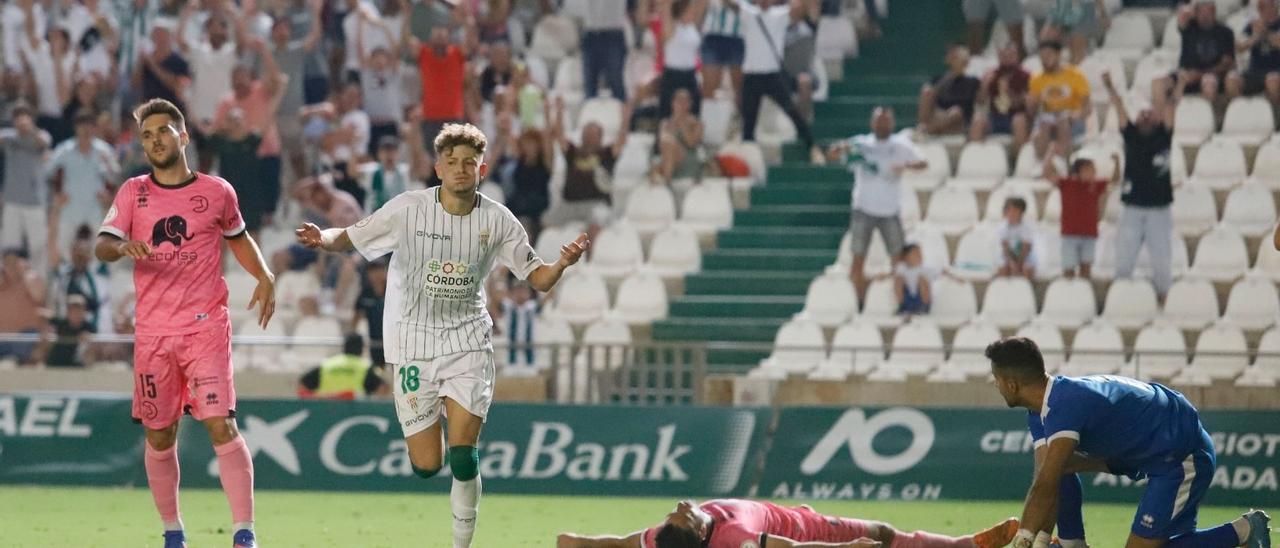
left=433, top=123, right=488, bottom=156
left=654, top=524, right=702, bottom=548
left=133, top=98, right=186, bottom=131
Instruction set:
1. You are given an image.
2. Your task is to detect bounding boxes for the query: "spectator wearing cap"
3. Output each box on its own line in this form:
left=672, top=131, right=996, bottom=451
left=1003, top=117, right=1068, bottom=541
left=1, top=106, right=53, bottom=272
left=0, top=248, right=46, bottom=364
left=734, top=0, right=821, bottom=163
left=1154, top=0, right=1234, bottom=110
left=700, top=0, right=746, bottom=101
left=46, top=112, right=120, bottom=252
left=1227, top=0, right=1280, bottom=107
left=37, top=293, right=96, bottom=367
left=576, top=0, right=629, bottom=101
left=298, top=333, right=389, bottom=399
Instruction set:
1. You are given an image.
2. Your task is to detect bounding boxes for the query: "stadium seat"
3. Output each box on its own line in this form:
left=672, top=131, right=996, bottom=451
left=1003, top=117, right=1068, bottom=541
left=680, top=182, right=734, bottom=236
left=587, top=222, right=644, bottom=281
left=1032, top=227, right=1062, bottom=282
left=718, top=141, right=768, bottom=184
left=930, top=319, right=1002, bottom=382
left=548, top=271, right=610, bottom=325
left=551, top=56, right=584, bottom=109
left=624, top=184, right=677, bottom=236
left=1189, top=138, right=1247, bottom=191
left=1223, top=275, right=1279, bottom=331
left=1131, top=50, right=1177, bottom=98
left=1017, top=320, right=1067, bottom=371
left=534, top=317, right=575, bottom=370
left=578, top=319, right=633, bottom=369
left=1171, top=185, right=1218, bottom=237
left=1081, top=53, right=1129, bottom=106
left=901, top=141, right=951, bottom=191
left=983, top=183, right=1040, bottom=223
left=614, top=139, right=654, bottom=184
left=1159, top=277, right=1220, bottom=330
left=1160, top=16, right=1180, bottom=52
left=1039, top=277, right=1097, bottom=328
left=981, top=276, right=1037, bottom=329
left=927, top=276, right=978, bottom=329
left=870, top=319, right=945, bottom=381
left=1251, top=235, right=1280, bottom=282
left=925, top=184, right=980, bottom=236
left=900, top=185, right=922, bottom=230
left=226, top=271, right=257, bottom=324
left=948, top=141, right=1008, bottom=191
left=831, top=229, right=893, bottom=277
left=644, top=225, right=702, bottom=278
left=1042, top=188, right=1062, bottom=224
left=289, top=317, right=343, bottom=370
left=610, top=272, right=668, bottom=324
left=811, top=320, right=883, bottom=380
left=796, top=274, right=858, bottom=327
left=909, top=223, right=952, bottom=271
left=235, top=316, right=288, bottom=370
left=536, top=224, right=584, bottom=262
left=1219, top=97, right=1276, bottom=147
left=1251, top=136, right=1280, bottom=187
left=1221, top=182, right=1277, bottom=238
left=950, top=225, right=1001, bottom=281
left=1101, top=12, right=1154, bottom=60
left=1172, top=321, right=1249, bottom=385
left=1126, top=322, right=1189, bottom=380
left=859, top=277, right=904, bottom=327
left=529, top=14, right=578, bottom=64
left=1101, top=278, right=1160, bottom=329
left=700, top=97, right=735, bottom=148
left=816, top=14, right=857, bottom=60
left=1173, top=96, right=1216, bottom=146
left=1237, top=326, right=1280, bottom=386
left=1061, top=320, right=1126, bottom=376
left=1188, top=225, right=1250, bottom=283
left=751, top=320, right=826, bottom=379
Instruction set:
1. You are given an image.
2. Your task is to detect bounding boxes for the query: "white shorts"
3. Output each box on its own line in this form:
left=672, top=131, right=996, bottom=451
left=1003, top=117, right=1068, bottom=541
left=392, top=350, right=496, bottom=438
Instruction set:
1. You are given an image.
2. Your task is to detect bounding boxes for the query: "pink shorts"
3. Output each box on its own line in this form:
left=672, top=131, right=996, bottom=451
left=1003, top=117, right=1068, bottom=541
left=132, top=322, right=236, bottom=429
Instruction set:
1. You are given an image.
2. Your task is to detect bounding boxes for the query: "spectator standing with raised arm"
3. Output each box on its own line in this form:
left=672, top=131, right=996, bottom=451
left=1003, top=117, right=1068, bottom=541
left=700, top=0, right=745, bottom=101
left=577, top=0, right=629, bottom=101
left=212, top=38, right=287, bottom=231
left=542, top=96, right=631, bottom=243
left=268, top=0, right=323, bottom=184
left=18, top=3, right=75, bottom=139
left=1227, top=0, right=1280, bottom=107
left=1104, top=71, right=1177, bottom=302
left=1042, top=141, right=1121, bottom=280
left=408, top=24, right=467, bottom=146
left=659, top=0, right=705, bottom=119
left=1, top=106, right=53, bottom=272
left=176, top=2, right=240, bottom=171
left=46, top=113, right=120, bottom=252
left=133, top=22, right=191, bottom=116
left=735, top=0, right=821, bottom=163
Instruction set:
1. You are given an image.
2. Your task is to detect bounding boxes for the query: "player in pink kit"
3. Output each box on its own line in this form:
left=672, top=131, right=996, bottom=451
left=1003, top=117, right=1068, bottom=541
left=558, top=499, right=1019, bottom=548
left=96, top=99, right=276, bottom=548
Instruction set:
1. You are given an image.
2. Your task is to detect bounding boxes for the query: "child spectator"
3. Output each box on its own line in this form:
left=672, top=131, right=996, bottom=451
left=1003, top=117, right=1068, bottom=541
left=893, top=243, right=933, bottom=315
left=498, top=280, right=542, bottom=372
left=998, top=197, right=1036, bottom=278
left=1043, top=144, right=1122, bottom=279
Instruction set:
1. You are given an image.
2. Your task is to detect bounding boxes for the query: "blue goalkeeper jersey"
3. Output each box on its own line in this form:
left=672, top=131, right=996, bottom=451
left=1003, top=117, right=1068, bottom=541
left=1026, top=375, right=1206, bottom=474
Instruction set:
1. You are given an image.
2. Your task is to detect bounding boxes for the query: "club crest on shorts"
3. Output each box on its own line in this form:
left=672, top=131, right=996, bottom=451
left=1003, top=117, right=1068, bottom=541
left=407, top=394, right=419, bottom=411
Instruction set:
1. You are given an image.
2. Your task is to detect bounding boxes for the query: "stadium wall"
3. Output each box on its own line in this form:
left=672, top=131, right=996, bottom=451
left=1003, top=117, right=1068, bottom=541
left=1, top=394, right=1276, bottom=506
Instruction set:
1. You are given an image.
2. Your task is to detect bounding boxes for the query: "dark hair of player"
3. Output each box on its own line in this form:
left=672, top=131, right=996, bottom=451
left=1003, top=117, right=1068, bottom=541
left=343, top=333, right=364, bottom=356
left=654, top=524, right=702, bottom=548
left=1070, top=158, right=1094, bottom=176
left=984, top=337, right=1046, bottom=382
left=1004, top=196, right=1027, bottom=213
left=434, top=123, right=488, bottom=157
left=132, top=98, right=186, bottom=131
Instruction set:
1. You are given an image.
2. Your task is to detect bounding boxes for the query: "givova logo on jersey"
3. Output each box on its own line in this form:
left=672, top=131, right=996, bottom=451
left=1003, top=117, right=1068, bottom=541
left=423, top=259, right=479, bottom=298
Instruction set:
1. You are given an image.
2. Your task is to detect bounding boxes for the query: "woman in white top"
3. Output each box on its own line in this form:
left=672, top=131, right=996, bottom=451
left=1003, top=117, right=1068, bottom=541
left=659, top=0, right=706, bottom=119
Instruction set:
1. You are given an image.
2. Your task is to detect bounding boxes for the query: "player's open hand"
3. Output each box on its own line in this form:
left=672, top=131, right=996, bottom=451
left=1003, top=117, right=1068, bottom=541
left=559, top=233, right=589, bottom=267
left=116, top=240, right=151, bottom=260
left=295, top=223, right=324, bottom=248
left=248, top=274, right=276, bottom=329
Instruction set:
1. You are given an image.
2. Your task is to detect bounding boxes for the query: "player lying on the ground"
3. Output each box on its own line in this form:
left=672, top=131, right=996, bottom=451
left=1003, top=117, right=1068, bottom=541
left=556, top=498, right=1019, bottom=548
left=985, top=337, right=1273, bottom=548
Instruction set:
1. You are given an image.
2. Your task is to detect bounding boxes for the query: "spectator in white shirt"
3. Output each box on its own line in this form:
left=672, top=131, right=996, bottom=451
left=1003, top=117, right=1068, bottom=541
left=356, top=13, right=405, bottom=157
left=19, top=16, right=75, bottom=135
left=997, top=196, right=1036, bottom=278
left=1, top=0, right=45, bottom=72
left=178, top=5, right=241, bottom=171
left=46, top=113, right=119, bottom=252
left=577, top=0, right=629, bottom=100
left=733, top=0, right=820, bottom=162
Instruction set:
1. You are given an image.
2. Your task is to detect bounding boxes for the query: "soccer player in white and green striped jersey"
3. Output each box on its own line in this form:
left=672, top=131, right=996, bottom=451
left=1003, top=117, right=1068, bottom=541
left=296, top=123, right=589, bottom=547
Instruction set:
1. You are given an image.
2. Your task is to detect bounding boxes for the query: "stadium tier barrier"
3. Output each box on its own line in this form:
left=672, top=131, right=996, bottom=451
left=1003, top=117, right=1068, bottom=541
left=1, top=394, right=1277, bottom=506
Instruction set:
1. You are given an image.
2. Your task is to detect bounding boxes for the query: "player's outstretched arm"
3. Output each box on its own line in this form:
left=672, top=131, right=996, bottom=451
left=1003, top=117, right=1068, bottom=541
left=1015, top=437, right=1077, bottom=546
left=227, top=232, right=277, bottom=328
left=94, top=234, right=150, bottom=262
left=528, top=233, right=590, bottom=293
left=296, top=222, right=356, bottom=253
left=555, top=531, right=642, bottom=548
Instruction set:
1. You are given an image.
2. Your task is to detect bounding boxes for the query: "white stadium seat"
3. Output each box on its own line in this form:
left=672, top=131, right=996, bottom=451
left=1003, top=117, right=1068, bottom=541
left=614, top=139, right=654, bottom=184
left=529, top=14, right=578, bottom=64
left=930, top=319, right=1002, bottom=382
left=928, top=276, right=978, bottom=329
left=925, top=184, right=980, bottom=236
left=751, top=320, right=826, bottom=379
left=1061, top=320, right=1126, bottom=375
left=1252, top=235, right=1280, bottom=282
left=983, top=183, right=1040, bottom=223
left=549, top=271, right=610, bottom=325
left=949, top=141, right=1009, bottom=191
left=1102, top=278, right=1160, bottom=329
left=624, top=185, right=677, bottom=236
left=1220, top=97, right=1276, bottom=146
left=1189, top=225, right=1250, bottom=282
left=1252, top=136, right=1280, bottom=187
left=870, top=319, right=945, bottom=380
left=1160, top=277, right=1220, bottom=330
left=1221, top=183, right=1277, bottom=237
left=796, top=274, right=858, bottom=327
left=1189, top=138, right=1248, bottom=191
left=900, top=185, right=922, bottom=230
left=1033, top=226, right=1062, bottom=282
left=901, top=141, right=951, bottom=191
left=1132, top=50, right=1177, bottom=98
left=1173, top=96, right=1216, bottom=145
left=536, top=224, right=586, bottom=263
left=982, top=276, right=1037, bottom=329
left=645, top=225, right=702, bottom=278
left=234, top=316, right=288, bottom=370
left=1127, top=322, right=1188, bottom=380
left=1081, top=53, right=1129, bottom=105
left=551, top=56, right=585, bottom=108
left=950, top=225, right=1001, bottom=281
left=610, top=272, right=668, bottom=324
left=587, top=222, right=644, bottom=280
left=1017, top=320, right=1067, bottom=371
left=910, top=223, right=952, bottom=271
left=816, top=15, right=857, bottom=60
left=534, top=317, right=575, bottom=370
left=718, top=141, right=768, bottom=184
left=1238, top=327, right=1280, bottom=386
left=700, top=98, right=736, bottom=148
left=290, top=317, right=343, bottom=370
left=1039, top=277, right=1097, bottom=328
left=680, top=182, right=734, bottom=236
left=832, top=229, right=893, bottom=277
left=1160, top=16, right=1181, bottom=52
left=1101, top=13, right=1154, bottom=59
left=1223, top=275, right=1279, bottom=331
left=1173, top=321, right=1249, bottom=385
left=812, top=321, right=883, bottom=380
left=1171, top=185, right=1218, bottom=237
left=1042, top=188, right=1062, bottom=224
left=860, top=277, right=904, bottom=327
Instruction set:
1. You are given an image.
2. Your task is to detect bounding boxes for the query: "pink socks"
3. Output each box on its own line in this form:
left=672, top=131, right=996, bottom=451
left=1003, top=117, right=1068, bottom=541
left=144, top=442, right=183, bottom=530
left=214, top=436, right=255, bottom=530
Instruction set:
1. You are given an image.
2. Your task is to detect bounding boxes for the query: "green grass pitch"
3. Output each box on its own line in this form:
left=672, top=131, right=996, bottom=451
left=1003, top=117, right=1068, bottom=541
left=0, top=486, right=1246, bottom=547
